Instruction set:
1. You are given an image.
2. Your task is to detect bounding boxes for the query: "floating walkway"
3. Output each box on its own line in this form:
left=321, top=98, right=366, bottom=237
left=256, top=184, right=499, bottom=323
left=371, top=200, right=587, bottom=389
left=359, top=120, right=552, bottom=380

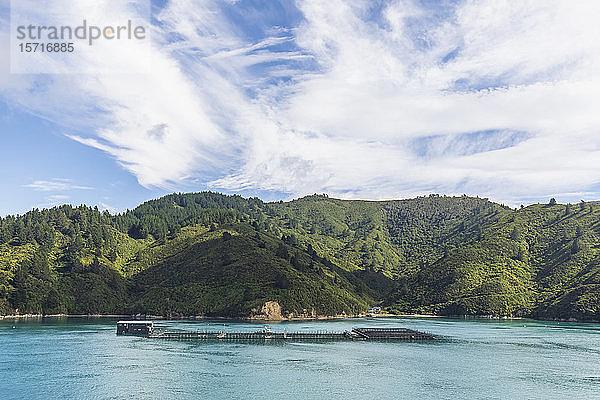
left=146, top=326, right=434, bottom=341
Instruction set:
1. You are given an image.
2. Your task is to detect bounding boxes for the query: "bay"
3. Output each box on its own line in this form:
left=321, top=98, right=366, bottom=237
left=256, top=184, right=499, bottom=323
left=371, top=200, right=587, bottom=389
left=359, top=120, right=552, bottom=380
left=1, top=317, right=599, bottom=399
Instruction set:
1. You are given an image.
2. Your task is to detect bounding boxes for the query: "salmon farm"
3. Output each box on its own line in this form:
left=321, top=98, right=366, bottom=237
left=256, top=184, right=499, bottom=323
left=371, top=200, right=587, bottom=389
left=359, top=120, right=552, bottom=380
left=116, top=322, right=436, bottom=341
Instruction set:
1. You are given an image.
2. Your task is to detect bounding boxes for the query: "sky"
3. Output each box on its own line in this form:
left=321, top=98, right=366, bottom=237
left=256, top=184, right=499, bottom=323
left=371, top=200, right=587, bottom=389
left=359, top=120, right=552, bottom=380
left=1, top=0, right=600, bottom=216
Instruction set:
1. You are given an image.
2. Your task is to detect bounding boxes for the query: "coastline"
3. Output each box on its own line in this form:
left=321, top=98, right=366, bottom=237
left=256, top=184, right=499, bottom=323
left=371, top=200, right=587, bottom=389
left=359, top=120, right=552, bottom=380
left=0, top=314, right=132, bottom=320
left=2, top=312, right=596, bottom=323
left=0, top=312, right=431, bottom=321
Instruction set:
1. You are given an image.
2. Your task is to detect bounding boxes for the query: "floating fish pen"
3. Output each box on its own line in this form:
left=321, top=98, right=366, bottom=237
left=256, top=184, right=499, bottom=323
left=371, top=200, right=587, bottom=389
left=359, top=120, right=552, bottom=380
left=116, top=322, right=435, bottom=341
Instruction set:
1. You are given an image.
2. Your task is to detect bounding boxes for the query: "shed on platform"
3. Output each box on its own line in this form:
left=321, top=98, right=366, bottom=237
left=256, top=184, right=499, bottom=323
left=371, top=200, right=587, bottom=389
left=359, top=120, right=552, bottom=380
left=116, top=321, right=153, bottom=336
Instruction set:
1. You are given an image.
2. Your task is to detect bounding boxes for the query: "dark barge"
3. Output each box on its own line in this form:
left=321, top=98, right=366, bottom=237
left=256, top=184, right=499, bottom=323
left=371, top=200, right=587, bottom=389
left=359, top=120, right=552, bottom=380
left=116, top=322, right=435, bottom=341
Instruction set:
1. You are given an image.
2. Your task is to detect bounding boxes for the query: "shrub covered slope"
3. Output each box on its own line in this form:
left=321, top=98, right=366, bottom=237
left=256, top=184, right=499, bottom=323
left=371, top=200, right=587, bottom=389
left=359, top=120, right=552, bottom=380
left=1, top=192, right=598, bottom=320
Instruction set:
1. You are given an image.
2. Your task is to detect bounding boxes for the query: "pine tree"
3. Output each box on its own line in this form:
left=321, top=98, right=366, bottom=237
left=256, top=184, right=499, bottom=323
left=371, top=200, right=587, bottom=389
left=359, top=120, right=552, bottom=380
left=510, top=227, right=521, bottom=241
left=275, top=243, right=289, bottom=260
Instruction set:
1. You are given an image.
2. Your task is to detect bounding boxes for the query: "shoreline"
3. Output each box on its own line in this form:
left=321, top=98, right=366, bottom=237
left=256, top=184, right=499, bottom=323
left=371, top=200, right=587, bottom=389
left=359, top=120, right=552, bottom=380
left=1, top=313, right=597, bottom=324
left=0, top=312, right=438, bottom=321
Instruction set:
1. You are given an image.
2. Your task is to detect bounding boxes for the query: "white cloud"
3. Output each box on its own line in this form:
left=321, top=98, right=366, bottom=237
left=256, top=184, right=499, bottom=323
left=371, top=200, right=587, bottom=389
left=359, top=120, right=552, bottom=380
left=4, top=0, right=239, bottom=188
left=24, top=178, right=93, bottom=192
left=212, top=0, right=600, bottom=204
left=47, top=194, right=69, bottom=201
left=3, top=0, right=600, bottom=205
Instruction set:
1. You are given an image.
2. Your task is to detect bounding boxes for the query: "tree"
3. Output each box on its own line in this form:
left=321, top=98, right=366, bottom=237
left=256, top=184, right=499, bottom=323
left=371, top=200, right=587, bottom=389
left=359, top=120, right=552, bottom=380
left=283, top=234, right=299, bottom=246
left=128, top=223, right=148, bottom=239
left=275, top=244, right=289, bottom=260
left=291, top=253, right=304, bottom=270
left=306, top=243, right=317, bottom=258
left=31, top=249, right=51, bottom=280
left=55, top=211, right=71, bottom=234
left=571, top=238, right=582, bottom=254
left=90, top=256, right=101, bottom=274
left=275, top=272, right=290, bottom=289
left=90, top=224, right=103, bottom=249
left=0, top=222, right=13, bottom=244
left=549, top=198, right=557, bottom=206
left=510, top=227, right=521, bottom=241
left=69, top=233, right=85, bottom=255
left=15, top=220, right=26, bottom=245
left=517, top=246, right=527, bottom=262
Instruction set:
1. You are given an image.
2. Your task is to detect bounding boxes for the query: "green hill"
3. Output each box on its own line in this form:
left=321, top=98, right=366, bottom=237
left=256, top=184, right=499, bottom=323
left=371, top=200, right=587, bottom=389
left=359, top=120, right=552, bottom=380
left=1, top=192, right=599, bottom=321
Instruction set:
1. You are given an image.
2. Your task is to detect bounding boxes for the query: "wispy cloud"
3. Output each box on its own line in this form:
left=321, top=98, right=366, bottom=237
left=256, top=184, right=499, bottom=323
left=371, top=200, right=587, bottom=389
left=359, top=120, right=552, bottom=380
left=25, top=178, right=93, bottom=192
left=2, top=0, right=600, bottom=205
left=31, top=194, right=72, bottom=210
left=210, top=0, right=600, bottom=204
left=47, top=194, right=70, bottom=201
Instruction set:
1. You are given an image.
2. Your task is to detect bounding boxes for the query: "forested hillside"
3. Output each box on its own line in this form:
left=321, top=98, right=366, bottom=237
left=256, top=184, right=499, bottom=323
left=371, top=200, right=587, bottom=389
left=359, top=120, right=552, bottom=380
left=1, top=192, right=599, bottom=321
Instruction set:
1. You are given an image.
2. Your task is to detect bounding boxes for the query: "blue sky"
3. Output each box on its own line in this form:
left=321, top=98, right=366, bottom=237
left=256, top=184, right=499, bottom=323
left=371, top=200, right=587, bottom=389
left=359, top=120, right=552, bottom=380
left=1, top=0, right=600, bottom=216
left=0, top=98, right=164, bottom=214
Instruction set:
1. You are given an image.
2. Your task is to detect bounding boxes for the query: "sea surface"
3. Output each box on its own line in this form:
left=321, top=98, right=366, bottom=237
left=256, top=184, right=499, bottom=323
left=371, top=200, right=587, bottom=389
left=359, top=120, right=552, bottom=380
left=1, top=317, right=599, bottom=399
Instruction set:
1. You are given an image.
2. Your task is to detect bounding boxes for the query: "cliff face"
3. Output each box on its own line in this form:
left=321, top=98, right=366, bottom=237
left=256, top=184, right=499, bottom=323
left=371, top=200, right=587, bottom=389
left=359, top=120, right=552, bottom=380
left=250, top=301, right=284, bottom=320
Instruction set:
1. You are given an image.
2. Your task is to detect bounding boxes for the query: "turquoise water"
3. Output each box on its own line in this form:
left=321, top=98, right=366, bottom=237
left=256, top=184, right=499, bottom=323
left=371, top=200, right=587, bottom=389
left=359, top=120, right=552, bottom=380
left=1, top=317, right=599, bottom=399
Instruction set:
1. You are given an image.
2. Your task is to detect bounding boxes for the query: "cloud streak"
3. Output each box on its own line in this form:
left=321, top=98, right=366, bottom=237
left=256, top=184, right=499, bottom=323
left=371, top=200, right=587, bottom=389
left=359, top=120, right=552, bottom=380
left=25, top=178, right=93, bottom=192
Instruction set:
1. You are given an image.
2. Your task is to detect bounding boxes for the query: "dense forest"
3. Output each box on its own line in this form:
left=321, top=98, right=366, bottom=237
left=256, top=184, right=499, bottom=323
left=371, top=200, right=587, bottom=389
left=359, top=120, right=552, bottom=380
left=1, top=192, right=599, bottom=321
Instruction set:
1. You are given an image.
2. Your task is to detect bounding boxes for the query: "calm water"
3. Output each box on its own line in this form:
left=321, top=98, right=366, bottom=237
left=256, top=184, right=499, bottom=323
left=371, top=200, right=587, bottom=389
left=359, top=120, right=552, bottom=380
left=1, top=317, right=599, bottom=399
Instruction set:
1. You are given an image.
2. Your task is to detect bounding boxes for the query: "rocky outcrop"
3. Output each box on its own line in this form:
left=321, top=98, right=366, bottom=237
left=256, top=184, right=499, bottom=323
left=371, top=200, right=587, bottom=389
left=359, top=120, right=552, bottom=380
left=250, top=301, right=285, bottom=321
left=249, top=301, right=361, bottom=321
